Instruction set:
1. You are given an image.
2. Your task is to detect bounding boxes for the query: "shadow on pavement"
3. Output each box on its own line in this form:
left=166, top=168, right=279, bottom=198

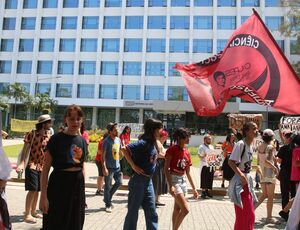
left=10, top=215, right=24, bottom=223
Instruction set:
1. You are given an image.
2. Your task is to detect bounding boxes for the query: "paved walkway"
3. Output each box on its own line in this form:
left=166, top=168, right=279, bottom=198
left=3, top=138, right=286, bottom=229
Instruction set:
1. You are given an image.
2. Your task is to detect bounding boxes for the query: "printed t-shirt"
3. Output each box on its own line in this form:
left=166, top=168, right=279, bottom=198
left=126, top=139, right=157, bottom=175
left=165, top=145, right=192, bottom=175
left=229, top=140, right=253, bottom=173
left=291, top=147, right=300, bottom=181
left=46, top=132, right=88, bottom=170
left=198, top=144, right=214, bottom=167
left=102, top=136, right=121, bottom=169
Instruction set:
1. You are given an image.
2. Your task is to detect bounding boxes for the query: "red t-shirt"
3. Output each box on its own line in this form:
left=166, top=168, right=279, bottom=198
left=165, top=145, right=192, bottom=175
left=120, top=133, right=130, bottom=146
left=95, top=138, right=104, bottom=162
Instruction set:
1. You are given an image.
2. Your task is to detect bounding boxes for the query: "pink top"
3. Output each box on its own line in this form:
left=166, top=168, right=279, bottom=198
left=82, top=131, right=90, bottom=145
left=120, top=133, right=130, bottom=146
left=291, top=146, right=300, bottom=181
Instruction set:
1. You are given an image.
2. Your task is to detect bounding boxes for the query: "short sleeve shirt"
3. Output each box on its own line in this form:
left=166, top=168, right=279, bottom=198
left=127, top=140, right=158, bottom=175
left=291, top=147, right=300, bottom=181
left=277, top=144, right=293, bottom=175
left=229, top=140, right=253, bottom=173
left=102, top=136, right=121, bottom=169
left=198, top=144, right=214, bottom=166
left=46, top=132, right=88, bottom=170
left=165, top=145, right=192, bottom=175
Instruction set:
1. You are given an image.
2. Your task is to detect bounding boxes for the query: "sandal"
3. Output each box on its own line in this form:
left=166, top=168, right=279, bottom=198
left=24, top=215, right=37, bottom=224
left=32, top=212, right=43, bottom=218
left=265, top=218, right=276, bottom=224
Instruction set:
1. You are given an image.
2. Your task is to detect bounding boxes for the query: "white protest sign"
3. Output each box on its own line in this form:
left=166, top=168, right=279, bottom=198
left=279, top=116, right=300, bottom=133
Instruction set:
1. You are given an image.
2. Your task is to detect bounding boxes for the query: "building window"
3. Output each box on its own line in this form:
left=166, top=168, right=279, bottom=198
left=241, top=16, right=249, bottom=24
left=59, top=39, right=76, bottom=52
left=265, top=16, right=283, bottom=30
left=171, top=0, right=190, bottom=7
left=194, top=0, right=212, bottom=6
left=77, top=84, right=94, bottom=98
left=17, top=61, right=32, bottom=74
left=125, top=16, right=143, bottom=29
left=146, top=39, right=166, bottom=52
left=63, top=0, right=78, bottom=8
left=147, top=16, right=166, bottom=29
left=80, top=39, right=98, bottom=52
left=145, top=86, right=164, bottom=100
left=193, top=39, right=213, bottom=53
left=123, top=62, right=142, bottom=75
left=102, top=39, right=120, bottom=52
left=21, top=17, right=36, bottom=30
left=43, top=0, right=58, bottom=8
left=0, top=39, right=14, bottom=52
left=56, top=84, right=72, bottom=97
left=170, top=16, right=190, bottom=29
left=145, top=62, right=165, bottom=76
left=122, top=86, right=140, bottom=100
left=170, top=39, right=189, bottom=53
left=0, top=61, right=12, bottom=73
left=217, top=16, right=236, bottom=29
left=39, top=39, right=54, bottom=52
left=148, top=0, right=167, bottom=7
left=168, top=62, right=184, bottom=77
left=84, top=0, right=100, bottom=7
left=103, top=16, right=121, bottom=29
left=3, top=18, right=16, bottom=30
left=57, top=61, right=74, bottom=74
left=120, top=109, right=139, bottom=123
left=241, top=0, right=259, bottom=6
left=217, top=0, right=236, bottom=6
left=36, top=83, right=51, bottom=94
left=61, top=17, right=77, bottom=29
left=124, top=39, right=143, bottom=52
left=290, top=40, right=300, bottom=55
left=97, top=109, right=116, bottom=129
left=265, top=0, right=281, bottom=7
left=101, top=61, right=119, bottom=75
left=105, top=0, right=122, bottom=7
left=127, top=0, right=144, bottom=7
left=79, top=61, right=96, bottom=75
left=37, top=61, right=53, bottom=74
left=99, top=85, right=117, bottom=99
left=168, top=87, right=188, bottom=101
left=19, top=39, right=34, bottom=52
left=41, top=17, right=56, bottom=30
left=194, top=16, right=213, bottom=29
left=276, top=40, right=284, bottom=52
left=82, top=16, right=99, bottom=29
left=217, top=39, right=227, bottom=53
left=5, top=0, right=18, bottom=9
left=23, top=0, right=37, bottom=8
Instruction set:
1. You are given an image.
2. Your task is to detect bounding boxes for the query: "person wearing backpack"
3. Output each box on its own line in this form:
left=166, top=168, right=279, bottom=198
left=228, top=122, right=259, bottom=230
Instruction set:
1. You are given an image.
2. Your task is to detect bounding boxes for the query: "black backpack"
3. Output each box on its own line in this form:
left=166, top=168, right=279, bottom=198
left=222, top=142, right=246, bottom=181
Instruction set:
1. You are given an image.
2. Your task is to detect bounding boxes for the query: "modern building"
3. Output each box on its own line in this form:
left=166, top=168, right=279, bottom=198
left=0, top=0, right=299, bottom=133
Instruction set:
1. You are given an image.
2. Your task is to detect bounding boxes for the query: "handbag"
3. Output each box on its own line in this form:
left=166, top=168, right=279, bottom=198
left=17, top=130, right=36, bottom=168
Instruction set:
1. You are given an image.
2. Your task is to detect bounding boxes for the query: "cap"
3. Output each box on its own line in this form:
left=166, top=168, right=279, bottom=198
left=106, top=122, right=117, bottom=131
left=37, top=114, right=52, bottom=124
left=262, top=129, right=274, bottom=137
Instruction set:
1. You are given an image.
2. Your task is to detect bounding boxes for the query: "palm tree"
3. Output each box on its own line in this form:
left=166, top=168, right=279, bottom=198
left=3, top=83, right=29, bottom=118
left=34, top=93, right=57, bottom=117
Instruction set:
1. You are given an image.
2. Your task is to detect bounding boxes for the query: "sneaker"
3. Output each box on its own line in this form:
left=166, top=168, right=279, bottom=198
left=255, top=184, right=260, bottom=190
left=200, top=192, right=207, bottom=199
left=279, top=210, right=289, bottom=221
left=105, top=206, right=113, bottom=213
left=155, top=202, right=166, bottom=207
left=95, top=190, right=100, bottom=195
left=95, top=189, right=104, bottom=196
left=206, top=191, right=213, bottom=198
left=221, top=183, right=225, bottom=188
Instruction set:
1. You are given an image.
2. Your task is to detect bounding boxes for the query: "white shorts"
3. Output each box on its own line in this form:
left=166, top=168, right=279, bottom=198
left=171, top=175, right=187, bottom=195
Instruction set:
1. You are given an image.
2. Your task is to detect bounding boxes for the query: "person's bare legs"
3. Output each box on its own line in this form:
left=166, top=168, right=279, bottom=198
left=97, top=176, right=104, bottom=191
left=172, top=193, right=189, bottom=230
left=255, top=183, right=267, bottom=209
left=265, top=183, right=275, bottom=219
left=24, top=191, right=37, bottom=222
left=30, top=192, right=40, bottom=217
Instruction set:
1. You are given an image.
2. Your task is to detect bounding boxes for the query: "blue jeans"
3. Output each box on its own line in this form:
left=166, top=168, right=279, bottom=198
left=104, top=168, right=123, bottom=208
left=123, top=174, right=158, bottom=230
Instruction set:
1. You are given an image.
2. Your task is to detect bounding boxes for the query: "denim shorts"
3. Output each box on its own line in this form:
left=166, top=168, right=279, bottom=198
left=171, top=174, right=187, bottom=195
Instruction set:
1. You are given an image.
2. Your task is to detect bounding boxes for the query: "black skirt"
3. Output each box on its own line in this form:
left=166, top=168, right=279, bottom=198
left=43, top=170, right=85, bottom=230
left=152, top=159, right=168, bottom=196
left=201, top=166, right=214, bottom=190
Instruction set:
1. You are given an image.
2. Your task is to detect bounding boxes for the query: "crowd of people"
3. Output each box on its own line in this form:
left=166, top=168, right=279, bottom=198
left=0, top=104, right=300, bottom=230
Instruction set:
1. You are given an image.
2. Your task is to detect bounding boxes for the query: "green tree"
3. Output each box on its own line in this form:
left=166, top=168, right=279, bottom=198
left=4, top=83, right=29, bottom=118
left=34, top=93, right=57, bottom=117
left=280, top=0, right=300, bottom=76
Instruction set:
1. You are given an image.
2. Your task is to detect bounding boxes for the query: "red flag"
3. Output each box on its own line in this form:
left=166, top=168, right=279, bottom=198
left=175, top=10, right=300, bottom=116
